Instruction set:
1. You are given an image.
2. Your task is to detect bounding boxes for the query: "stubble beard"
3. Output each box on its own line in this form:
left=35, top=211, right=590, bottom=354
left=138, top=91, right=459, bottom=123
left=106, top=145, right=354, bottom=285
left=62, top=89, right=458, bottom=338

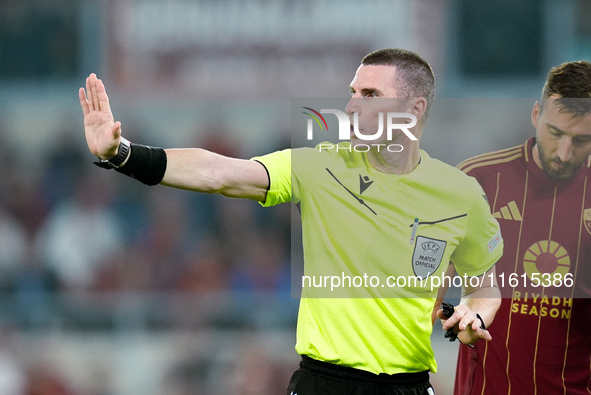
left=537, top=142, right=584, bottom=181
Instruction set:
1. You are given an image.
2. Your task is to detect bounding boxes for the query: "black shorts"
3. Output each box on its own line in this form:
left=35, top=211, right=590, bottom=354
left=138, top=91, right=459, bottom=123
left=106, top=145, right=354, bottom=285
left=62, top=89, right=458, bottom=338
left=286, top=356, right=435, bottom=395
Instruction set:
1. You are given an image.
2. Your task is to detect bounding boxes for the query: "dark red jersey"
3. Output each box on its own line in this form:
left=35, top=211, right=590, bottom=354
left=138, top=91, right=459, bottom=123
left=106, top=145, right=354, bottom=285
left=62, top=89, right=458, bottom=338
left=454, top=137, right=591, bottom=395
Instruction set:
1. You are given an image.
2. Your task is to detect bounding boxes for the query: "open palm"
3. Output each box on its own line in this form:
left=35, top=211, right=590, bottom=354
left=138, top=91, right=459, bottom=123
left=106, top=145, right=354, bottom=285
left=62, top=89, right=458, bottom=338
left=79, top=73, right=122, bottom=159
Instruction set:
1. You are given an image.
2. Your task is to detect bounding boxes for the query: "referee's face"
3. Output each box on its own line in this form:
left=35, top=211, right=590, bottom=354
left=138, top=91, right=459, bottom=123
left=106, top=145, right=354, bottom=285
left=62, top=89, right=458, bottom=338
left=346, top=64, right=417, bottom=146
left=531, top=97, right=591, bottom=181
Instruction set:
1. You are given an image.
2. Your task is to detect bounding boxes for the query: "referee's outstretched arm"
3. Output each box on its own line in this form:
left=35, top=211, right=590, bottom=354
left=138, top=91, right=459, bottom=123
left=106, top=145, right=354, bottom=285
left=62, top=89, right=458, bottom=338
left=79, top=73, right=270, bottom=202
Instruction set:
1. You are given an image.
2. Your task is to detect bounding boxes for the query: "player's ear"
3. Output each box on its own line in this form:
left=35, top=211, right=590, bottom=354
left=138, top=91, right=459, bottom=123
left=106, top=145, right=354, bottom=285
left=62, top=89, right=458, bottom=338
left=531, top=101, right=541, bottom=128
left=408, top=97, right=427, bottom=121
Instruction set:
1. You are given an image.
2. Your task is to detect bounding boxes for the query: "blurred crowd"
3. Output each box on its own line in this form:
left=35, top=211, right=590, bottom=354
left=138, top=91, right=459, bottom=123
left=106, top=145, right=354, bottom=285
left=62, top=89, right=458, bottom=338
left=0, top=117, right=299, bottom=394
left=4, top=1, right=579, bottom=392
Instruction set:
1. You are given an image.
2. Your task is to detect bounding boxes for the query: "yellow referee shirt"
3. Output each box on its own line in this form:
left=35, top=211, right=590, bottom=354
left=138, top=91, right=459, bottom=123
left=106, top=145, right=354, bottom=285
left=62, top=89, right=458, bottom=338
left=253, top=142, right=503, bottom=375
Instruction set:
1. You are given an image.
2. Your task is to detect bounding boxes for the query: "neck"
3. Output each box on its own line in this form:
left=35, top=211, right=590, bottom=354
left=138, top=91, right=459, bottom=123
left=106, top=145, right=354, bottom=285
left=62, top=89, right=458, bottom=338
left=531, top=141, right=543, bottom=170
left=366, top=143, right=421, bottom=174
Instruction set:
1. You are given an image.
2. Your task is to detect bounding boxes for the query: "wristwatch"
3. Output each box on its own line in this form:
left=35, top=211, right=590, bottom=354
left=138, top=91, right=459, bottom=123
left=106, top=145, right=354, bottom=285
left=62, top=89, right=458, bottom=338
left=96, top=137, right=131, bottom=169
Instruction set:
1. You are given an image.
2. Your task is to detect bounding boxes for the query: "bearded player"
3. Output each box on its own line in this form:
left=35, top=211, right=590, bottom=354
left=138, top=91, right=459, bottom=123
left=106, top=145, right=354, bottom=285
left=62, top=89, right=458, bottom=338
left=446, top=61, right=591, bottom=394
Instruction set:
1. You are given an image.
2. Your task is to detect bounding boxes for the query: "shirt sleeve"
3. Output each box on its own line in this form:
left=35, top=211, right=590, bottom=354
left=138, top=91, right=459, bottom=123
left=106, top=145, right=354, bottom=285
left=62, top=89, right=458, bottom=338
left=451, top=179, right=504, bottom=277
left=251, top=149, right=292, bottom=207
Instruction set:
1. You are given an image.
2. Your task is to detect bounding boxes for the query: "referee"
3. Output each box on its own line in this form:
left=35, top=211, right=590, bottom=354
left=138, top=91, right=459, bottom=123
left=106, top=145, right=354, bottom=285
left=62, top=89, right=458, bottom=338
left=79, top=48, right=503, bottom=394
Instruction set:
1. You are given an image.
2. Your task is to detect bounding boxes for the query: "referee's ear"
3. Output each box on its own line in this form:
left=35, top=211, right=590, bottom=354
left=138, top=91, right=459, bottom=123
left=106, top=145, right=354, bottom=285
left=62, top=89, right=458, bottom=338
left=409, top=96, right=427, bottom=122
left=406, top=97, right=428, bottom=139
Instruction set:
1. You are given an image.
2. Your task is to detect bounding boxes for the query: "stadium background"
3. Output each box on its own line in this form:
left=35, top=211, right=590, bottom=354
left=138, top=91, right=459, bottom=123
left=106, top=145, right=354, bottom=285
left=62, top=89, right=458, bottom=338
left=0, top=0, right=589, bottom=394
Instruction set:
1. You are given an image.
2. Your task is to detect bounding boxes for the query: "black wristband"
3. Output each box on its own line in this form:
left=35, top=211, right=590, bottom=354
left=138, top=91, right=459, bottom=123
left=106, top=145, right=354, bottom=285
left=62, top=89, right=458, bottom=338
left=94, top=142, right=167, bottom=185
left=112, top=143, right=167, bottom=186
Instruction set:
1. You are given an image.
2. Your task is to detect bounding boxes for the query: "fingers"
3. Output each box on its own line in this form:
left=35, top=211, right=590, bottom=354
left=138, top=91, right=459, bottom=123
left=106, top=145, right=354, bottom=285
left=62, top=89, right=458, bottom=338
left=456, top=327, right=492, bottom=346
left=439, top=303, right=492, bottom=346
left=81, top=73, right=114, bottom=116
left=458, top=312, right=475, bottom=331
left=80, top=73, right=96, bottom=115
left=85, top=73, right=94, bottom=111
left=477, top=328, right=492, bottom=342
left=441, top=306, right=461, bottom=330
left=84, top=73, right=102, bottom=112
left=79, top=87, right=89, bottom=116
left=91, top=74, right=101, bottom=112
left=436, top=309, right=449, bottom=321
left=96, top=78, right=112, bottom=115
left=443, top=304, right=492, bottom=344
left=441, top=305, right=478, bottom=331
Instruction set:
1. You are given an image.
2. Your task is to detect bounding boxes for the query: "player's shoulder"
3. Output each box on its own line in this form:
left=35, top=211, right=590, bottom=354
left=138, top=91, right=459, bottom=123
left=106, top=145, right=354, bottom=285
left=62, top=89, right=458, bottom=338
left=252, top=148, right=292, bottom=171
left=420, top=151, right=485, bottom=197
left=423, top=151, right=476, bottom=182
left=286, top=142, right=355, bottom=177
left=457, top=143, right=524, bottom=176
left=263, top=142, right=363, bottom=174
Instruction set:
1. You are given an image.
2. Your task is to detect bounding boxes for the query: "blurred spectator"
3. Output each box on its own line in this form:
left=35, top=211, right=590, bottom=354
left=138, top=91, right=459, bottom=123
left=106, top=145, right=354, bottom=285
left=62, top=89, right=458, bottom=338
left=35, top=170, right=123, bottom=291
left=227, top=349, right=289, bottom=395
left=2, top=173, right=49, bottom=241
left=175, top=238, right=230, bottom=295
left=39, top=129, right=87, bottom=210
left=213, top=337, right=298, bottom=395
left=230, top=229, right=290, bottom=294
left=0, top=352, right=25, bottom=395
left=134, top=187, right=195, bottom=291
left=24, top=364, right=82, bottom=395
left=91, top=246, right=152, bottom=292
left=0, top=207, right=28, bottom=293
left=0, top=327, right=26, bottom=395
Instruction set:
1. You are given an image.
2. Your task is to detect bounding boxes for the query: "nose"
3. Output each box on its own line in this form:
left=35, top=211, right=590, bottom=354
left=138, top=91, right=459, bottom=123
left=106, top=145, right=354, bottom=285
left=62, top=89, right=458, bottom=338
left=345, top=95, right=361, bottom=116
left=556, top=137, right=574, bottom=163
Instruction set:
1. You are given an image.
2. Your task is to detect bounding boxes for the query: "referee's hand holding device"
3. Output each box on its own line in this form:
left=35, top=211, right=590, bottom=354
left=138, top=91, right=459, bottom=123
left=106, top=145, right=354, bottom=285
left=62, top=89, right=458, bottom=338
left=433, top=264, right=500, bottom=347
left=436, top=302, right=491, bottom=347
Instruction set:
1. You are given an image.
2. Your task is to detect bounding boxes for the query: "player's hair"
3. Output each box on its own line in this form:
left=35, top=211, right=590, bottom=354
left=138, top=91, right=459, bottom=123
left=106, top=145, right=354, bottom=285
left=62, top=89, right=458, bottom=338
left=361, top=48, right=435, bottom=118
left=540, top=60, right=591, bottom=116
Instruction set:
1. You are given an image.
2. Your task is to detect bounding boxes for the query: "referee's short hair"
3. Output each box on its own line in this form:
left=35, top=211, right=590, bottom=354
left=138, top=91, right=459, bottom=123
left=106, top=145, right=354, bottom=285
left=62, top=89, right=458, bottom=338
left=361, top=48, right=435, bottom=118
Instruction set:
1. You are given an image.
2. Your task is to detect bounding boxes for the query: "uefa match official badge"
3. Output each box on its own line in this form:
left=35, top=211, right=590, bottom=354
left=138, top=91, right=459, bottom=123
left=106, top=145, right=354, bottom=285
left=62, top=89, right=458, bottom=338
left=412, top=236, right=447, bottom=279
left=584, top=209, right=591, bottom=236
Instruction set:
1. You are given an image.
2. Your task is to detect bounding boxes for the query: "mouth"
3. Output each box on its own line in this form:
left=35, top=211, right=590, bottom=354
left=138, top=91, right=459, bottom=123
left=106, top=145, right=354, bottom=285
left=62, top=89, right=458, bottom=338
left=550, top=159, right=568, bottom=169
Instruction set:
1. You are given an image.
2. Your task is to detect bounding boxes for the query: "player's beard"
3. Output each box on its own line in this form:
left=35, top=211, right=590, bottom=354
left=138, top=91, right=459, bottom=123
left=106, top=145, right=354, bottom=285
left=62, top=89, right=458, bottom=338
left=537, top=141, right=584, bottom=181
